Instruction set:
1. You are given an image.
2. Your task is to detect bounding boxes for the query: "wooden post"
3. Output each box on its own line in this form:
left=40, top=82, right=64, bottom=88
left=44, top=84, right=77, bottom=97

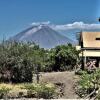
left=84, top=56, right=86, bottom=69
left=84, top=50, right=87, bottom=69
left=36, top=64, right=40, bottom=84
left=81, top=49, right=84, bottom=70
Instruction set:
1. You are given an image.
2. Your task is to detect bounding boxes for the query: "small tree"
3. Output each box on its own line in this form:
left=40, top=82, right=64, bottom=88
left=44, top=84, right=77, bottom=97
left=48, top=44, right=79, bottom=71
left=0, top=41, right=34, bottom=83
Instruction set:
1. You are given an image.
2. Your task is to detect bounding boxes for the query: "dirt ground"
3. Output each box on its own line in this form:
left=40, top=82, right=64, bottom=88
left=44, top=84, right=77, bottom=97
left=39, top=71, right=79, bottom=99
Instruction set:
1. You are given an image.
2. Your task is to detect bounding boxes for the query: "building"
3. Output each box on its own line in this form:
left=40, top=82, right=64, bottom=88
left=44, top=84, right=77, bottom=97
left=76, top=31, right=100, bottom=68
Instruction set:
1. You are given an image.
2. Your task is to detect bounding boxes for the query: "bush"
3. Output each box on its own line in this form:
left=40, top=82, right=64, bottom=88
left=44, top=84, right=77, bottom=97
left=36, top=85, right=55, bottom=99
left=75, top=69, right=87, bottom=75
left=0, top=42, right=34, bottom=83
left=10, top=57, right=33, bottom=83
left=75, top=69, right=100, bottom=98
left=0, top=83, right=56, bottom=99
left=23, top=83, right=56, bottom=99
left=0, top=41, right=79, bottom=83
left=0, top=84, right=11, bottom=99
left=48, top=44, right=79, bottom=71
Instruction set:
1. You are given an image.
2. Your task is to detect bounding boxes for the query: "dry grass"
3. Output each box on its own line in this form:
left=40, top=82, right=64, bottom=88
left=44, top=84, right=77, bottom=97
left=0, top=83, right=55, bottom=99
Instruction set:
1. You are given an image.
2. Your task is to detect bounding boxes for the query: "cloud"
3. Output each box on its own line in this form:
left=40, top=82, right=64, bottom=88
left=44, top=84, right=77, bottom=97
left=31, top=21, right=50, bottom=26
left=51, top=22, right=100, bottom=31
left=31, top=21, right=100, bottom=31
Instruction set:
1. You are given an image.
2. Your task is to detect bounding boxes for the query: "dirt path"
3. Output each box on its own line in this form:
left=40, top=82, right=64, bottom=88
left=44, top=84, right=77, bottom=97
left=40, top=71, right=79, bottom=99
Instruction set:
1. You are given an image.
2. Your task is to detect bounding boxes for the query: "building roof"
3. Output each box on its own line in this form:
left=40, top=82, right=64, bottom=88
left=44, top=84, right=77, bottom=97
left=82, top=32, right=100, bottom=48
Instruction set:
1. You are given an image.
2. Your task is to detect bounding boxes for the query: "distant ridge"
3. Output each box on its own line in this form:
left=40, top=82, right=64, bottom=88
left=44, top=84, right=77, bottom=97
left=10, top=24, right=74, bottom=49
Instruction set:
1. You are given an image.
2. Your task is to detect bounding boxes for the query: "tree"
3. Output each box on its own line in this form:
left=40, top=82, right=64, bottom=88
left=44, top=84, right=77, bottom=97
left=48, top=44, right=79, bottom=71
left=0, top=41, right=34, bottom=83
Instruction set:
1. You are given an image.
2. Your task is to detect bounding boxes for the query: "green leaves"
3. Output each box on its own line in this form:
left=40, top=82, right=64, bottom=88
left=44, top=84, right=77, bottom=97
left=0, top=41, right=79, bottom=82
left=76, top=69, right=100, bottom=98
left=0, top=42, right=35, bottom=83
left=23, top=83, right=56, bottom=99
left=49, top=44, right=79, bottom=71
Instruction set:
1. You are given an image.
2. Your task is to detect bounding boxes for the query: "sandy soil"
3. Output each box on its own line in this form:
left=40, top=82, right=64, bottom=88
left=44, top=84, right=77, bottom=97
left=39, top=71, right=79, bottom=99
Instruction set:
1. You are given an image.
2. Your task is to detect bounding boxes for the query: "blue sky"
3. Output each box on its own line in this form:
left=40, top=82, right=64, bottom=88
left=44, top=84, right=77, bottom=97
left=0, top=0, right=99, bottom=40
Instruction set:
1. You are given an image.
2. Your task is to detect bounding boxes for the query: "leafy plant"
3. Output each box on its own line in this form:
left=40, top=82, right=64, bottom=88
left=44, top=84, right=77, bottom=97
left=0, top=41, right=79, bottom=83
left=0, top=86, right=11, bottom=99
left=48, top=44, right=79, bottom=71
left=76, top=69, right=100, bottom=98
left=23, top=83, right=56, bottom=99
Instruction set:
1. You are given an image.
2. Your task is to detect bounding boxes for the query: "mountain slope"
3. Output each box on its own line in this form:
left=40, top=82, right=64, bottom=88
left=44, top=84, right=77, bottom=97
left=10, top=25, right=74, bottom=49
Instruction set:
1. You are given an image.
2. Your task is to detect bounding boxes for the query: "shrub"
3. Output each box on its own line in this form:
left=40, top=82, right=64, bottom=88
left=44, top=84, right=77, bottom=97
left=75, top=69, right=100, bottom=98
left=0, top=83, right=56, bottom=99
left=0, top=84, right=11, bottom=99
left=0, top=41, right=79, bottom=84
left=75, top=69, right=87, bottom=75
left=23, top=83, right=56, bottom=99
left=36, top=84, right=55, bottom=99
left=48, top=44, right=79, bottom=71
left=0, top=42, right=34, bottom=83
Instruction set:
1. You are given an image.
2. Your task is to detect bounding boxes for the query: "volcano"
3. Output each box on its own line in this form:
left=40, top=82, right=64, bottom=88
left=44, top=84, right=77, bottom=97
left=10, top=25, right=74, bottom=49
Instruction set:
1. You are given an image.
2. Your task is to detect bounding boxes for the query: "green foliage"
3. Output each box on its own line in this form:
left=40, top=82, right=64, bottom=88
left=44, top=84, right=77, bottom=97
left=0, top=41, right=79, bottom=83
left=36, top=85, right=55, bottom=99
left=76, top=69, right=100, bottom=98
left=0, top=83, right=56, bottom=99
left=75, top=69, right=87, bottom=75
left=0, top=86, right=11, bottom=99
left=0, top=42, right=35, bottom=83
left=48, top=44, right=79, bottom=71
left=23, top=83, right=56, bottom=99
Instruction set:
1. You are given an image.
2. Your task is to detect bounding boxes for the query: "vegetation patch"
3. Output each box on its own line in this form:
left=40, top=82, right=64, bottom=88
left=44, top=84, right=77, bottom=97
left=75, top=69, right=100, bottom=99
left=0, top=42, right=79, bottom=83
left=0, top=83, right=56, bottom=99
left=0, top=41, right=79, bottom=99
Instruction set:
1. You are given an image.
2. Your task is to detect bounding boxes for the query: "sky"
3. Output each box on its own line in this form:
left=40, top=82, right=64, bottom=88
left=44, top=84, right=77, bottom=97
left=0, top=0, right=99, bottom=40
